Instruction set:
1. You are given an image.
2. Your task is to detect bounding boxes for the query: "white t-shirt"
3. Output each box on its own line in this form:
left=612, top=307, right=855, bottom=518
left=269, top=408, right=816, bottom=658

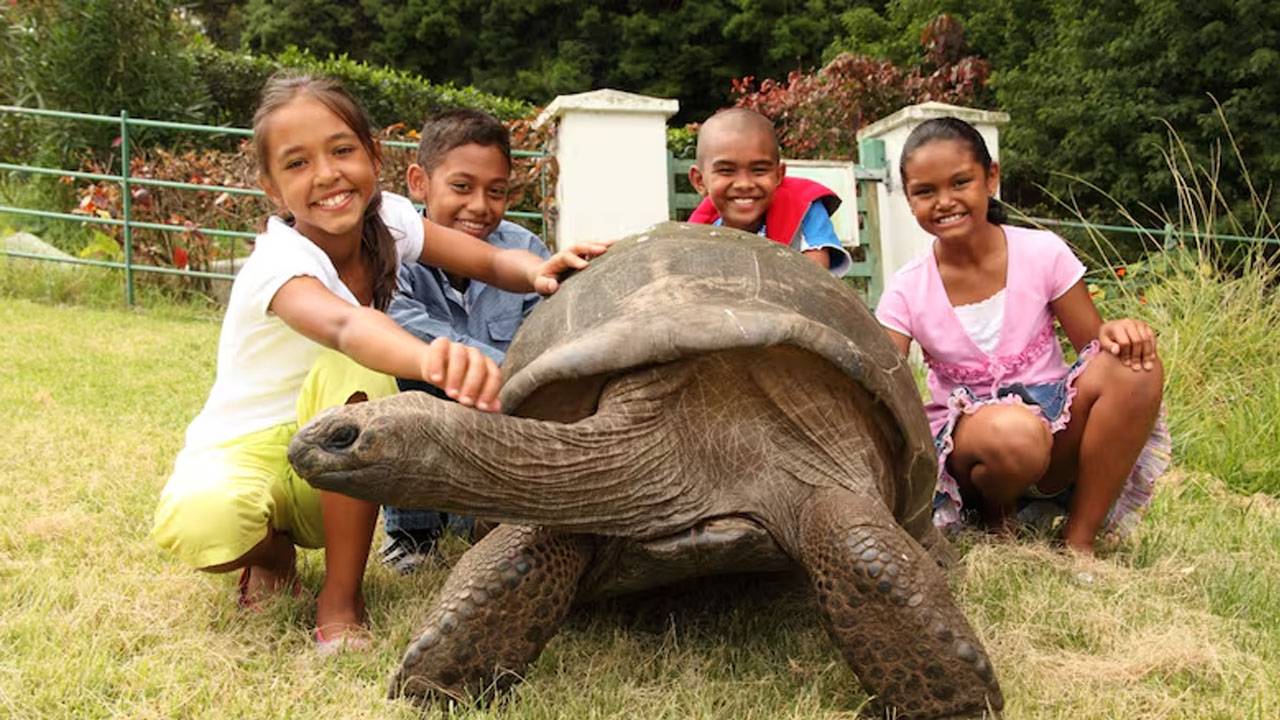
left=182, top=192, right=425, bottom=450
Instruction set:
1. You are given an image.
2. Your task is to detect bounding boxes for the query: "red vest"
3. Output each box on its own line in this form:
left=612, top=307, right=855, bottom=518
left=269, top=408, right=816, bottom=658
left=688, top=176, right=841, bottom=245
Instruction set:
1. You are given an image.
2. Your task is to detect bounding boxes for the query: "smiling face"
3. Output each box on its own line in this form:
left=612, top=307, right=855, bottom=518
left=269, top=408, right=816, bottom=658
left=258, top=95, right=380, bottom=248
left=901, top=138, right=1000, bottom=242
left=689, top=126, right=785, bottom=233
left=407, top=142, right=510, bottom=240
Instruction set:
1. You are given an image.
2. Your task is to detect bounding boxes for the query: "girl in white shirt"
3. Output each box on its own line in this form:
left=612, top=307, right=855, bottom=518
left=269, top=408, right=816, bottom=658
left=152, top=72, right=607, bottom=652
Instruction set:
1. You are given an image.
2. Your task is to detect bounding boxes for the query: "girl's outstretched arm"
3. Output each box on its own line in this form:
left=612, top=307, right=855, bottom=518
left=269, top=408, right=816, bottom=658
left=1051, top=279, right=1157, bottom=371
left=271, top=276, right=502, bottom=411
left=417, top=218, right=611, bottom=294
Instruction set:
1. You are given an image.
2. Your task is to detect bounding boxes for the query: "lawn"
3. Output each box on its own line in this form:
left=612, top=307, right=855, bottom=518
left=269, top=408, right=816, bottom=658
left=1, top=262, right=1277, bottom=719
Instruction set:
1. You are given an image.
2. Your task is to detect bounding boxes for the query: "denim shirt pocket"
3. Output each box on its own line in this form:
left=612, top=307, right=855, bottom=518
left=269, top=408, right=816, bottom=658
left=487, top=314, right=522, bottom=343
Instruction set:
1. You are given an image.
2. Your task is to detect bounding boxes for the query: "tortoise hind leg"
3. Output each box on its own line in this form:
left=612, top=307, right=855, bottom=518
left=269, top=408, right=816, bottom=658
left=792, top=488, right=1003, bottom=719
left=391, top=524, right=592, bottom=703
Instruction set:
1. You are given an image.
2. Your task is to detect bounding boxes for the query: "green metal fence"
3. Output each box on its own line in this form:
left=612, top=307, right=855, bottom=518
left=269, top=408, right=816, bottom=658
left=1005, top=213, right=1278, bottom=249
left=0, top=105, right=547, bottom=305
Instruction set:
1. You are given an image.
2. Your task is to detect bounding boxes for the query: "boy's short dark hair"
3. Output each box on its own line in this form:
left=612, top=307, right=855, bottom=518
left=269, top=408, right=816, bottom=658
left=416, top=109, right=511, bottom=172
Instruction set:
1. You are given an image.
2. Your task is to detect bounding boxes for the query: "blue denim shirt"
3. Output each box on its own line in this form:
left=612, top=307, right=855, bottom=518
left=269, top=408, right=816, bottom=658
left=388, top=219, right=550, bottom=394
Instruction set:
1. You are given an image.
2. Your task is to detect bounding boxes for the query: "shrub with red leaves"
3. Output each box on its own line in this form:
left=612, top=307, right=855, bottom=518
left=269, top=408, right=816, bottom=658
left=69, top=113, right=555, bottom=296
left=731, top=14, right=990, bottom=160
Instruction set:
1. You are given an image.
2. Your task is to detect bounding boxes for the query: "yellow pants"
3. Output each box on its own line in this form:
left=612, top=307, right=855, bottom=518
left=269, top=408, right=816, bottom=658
left=151, top=350, right=398, bottom=569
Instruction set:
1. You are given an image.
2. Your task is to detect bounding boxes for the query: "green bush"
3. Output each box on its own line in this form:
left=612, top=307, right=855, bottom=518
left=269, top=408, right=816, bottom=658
left=667, top=125, right=698, bottom=160
left=0, top=0, right=206, bottom=164
left=193, top=44, right=532, bottom=130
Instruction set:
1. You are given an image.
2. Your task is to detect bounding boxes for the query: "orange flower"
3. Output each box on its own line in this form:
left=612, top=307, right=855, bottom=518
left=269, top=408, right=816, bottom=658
left=1115, top=266, right=1127, bottom=278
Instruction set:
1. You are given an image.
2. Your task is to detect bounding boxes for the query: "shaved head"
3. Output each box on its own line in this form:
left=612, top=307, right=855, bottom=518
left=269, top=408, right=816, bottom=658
left=695, top=108, right=779, bottom=167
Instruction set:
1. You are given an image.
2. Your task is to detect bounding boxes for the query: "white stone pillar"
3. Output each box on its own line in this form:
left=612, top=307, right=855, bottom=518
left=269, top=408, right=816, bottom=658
left=856, top=102, right=1010, bottom=291
left=535, top=89, right=679, bottom=250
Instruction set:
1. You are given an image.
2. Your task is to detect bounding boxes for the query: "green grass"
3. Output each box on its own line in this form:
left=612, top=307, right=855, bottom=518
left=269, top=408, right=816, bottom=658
left=1107, top=249, right=1280, bottom=495
left=1, top=267, right=1279, bottom=718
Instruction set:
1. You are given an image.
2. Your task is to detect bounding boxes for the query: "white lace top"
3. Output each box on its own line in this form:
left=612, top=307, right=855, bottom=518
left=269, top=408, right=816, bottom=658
left=952, top=289, right=1006, bottom=355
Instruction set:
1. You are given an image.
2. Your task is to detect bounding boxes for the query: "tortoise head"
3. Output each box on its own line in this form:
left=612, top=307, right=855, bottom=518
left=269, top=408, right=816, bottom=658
left=288, top=391, right=451, bottom=506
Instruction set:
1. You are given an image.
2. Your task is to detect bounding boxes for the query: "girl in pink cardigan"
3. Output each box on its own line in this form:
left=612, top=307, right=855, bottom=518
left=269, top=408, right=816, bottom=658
left=875, top=117, right=1170, bottom=554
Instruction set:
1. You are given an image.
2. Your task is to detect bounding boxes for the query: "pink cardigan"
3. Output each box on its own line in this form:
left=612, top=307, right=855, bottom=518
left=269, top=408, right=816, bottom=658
left=875, top=225, right=1087, bottom=436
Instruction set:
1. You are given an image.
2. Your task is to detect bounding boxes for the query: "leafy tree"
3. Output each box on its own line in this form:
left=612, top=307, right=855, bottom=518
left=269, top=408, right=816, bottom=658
left=997, top=0, right=1280, bottom=229
left=0, top=0, right=206, bottom=161
left=188, top=0, right=882, bottom=123
left=239, top=0, right=379, bottom=59
left=829, top=0, right=1280, bottom=227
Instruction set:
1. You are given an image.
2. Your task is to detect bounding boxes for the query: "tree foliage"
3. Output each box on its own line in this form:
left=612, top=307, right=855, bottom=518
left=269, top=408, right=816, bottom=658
left=830, top=0, right=1280, bottom=226
left=1, top=0, right=206, bottom=161
left=188, top=0, right=882, bottom=123
left=734, top=14, right=989, bottom=159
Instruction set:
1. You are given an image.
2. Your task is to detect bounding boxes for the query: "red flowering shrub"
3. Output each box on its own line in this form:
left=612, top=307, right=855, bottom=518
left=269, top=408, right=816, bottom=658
left=70, top=141, right=267, bottom=285
left=69, top=113, right=555, bottom=295
left=731, top=14, right=990, bottom=160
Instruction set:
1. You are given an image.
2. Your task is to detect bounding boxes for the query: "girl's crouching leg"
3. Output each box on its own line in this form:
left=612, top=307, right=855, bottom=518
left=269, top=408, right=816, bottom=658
left=151, top=441, right=299, bottom=574
left=951, top=404, right=1054, bottom=520
left=1061, top=352, right=1164, bottom=553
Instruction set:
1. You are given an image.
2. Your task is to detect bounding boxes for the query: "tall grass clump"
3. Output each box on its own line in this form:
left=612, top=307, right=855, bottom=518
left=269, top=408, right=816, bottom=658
left=1042, top=113, right=1280, bottom=496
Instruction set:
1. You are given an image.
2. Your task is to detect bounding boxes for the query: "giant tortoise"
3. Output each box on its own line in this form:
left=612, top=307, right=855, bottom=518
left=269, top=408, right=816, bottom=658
left=289, top=223, right=1003, bottom=719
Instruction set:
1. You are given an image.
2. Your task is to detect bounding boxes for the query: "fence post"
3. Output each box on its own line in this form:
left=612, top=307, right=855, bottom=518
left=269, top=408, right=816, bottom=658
left=120, top=110, right=135, bottom=306
left=535, top=89, right=678, bottom=250
left=1163, top=222, right=1175, bottom=250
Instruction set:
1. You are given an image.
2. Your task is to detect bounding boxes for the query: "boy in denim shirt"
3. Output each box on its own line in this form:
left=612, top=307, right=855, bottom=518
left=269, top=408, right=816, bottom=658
left=381, top=109, right=550, bottom=574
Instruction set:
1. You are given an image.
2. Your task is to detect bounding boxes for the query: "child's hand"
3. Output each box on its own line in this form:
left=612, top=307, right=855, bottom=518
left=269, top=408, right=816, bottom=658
left=421, top=337, right=503, bottom=412
left=1098, top=318, right=1158, bottom=371
left=530, top=240, right=615, bottom=295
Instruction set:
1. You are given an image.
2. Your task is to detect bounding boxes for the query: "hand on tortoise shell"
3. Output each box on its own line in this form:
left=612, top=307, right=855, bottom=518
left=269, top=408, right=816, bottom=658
left=532, top=239, right=616, bottom=295
left=421, top=337, right=503, bottom=412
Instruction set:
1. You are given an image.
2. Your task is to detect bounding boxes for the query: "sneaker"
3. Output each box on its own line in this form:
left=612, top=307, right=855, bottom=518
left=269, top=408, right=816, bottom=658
left=378, top=527, right=441, bottom=575
left=1017, top=499, right=1069, bottom=533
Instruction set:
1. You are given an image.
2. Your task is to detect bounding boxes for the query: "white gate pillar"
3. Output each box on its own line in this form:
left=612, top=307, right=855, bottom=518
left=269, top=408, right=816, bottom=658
left=857, top=102, right=1010, bottom=291
left=536, top=89, right=679, bottom=250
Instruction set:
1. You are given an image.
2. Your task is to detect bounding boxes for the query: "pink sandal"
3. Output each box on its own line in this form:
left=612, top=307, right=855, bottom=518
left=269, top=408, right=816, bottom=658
left=314, top=626, right=373, bottom=656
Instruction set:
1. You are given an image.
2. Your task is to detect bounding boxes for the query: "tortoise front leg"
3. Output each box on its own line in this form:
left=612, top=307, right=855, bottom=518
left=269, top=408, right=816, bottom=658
left=390, top=524, right=592, bottom=703
left=793, top=488, right=1003, bottom=719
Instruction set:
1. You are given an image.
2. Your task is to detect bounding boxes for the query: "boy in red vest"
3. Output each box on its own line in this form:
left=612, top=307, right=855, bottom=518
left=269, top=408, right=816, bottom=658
left=688, top=108, right=851, bottom=276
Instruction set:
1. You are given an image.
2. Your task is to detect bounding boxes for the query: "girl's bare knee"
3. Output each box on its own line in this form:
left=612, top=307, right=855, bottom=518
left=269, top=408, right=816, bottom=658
left=1096, top=352, right=1164, bottom=409
left=971, top=406, right=1053, bottom=483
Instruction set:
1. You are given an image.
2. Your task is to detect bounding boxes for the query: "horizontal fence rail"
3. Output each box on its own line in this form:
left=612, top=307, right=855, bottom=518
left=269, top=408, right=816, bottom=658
left=1010, top=213, right=1279, bottom=247
left=0, top=105, right=547, bottom=305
